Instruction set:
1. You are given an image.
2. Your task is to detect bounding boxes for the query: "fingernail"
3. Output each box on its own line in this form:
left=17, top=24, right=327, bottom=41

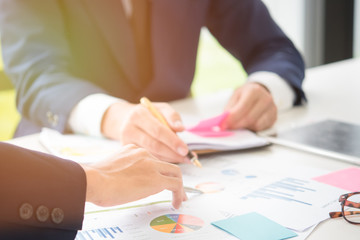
left=183, top=157, right=191, bottom=164
left=184, top=194, right=188, bottom=201
left=174, top=120, right=183, bottom=128
left=177, top=146, right=188, bottom=156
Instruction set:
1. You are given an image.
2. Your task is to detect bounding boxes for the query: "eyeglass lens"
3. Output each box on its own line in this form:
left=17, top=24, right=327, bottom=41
left=344, top=193, right=360, bottom=223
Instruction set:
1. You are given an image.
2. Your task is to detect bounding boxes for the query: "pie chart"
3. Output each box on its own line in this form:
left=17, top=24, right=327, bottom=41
left=150, top=214, right=204, bottom=233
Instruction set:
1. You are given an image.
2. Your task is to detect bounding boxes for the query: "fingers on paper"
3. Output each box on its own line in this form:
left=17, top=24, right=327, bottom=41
left=153, top=160, right=186, bottom=209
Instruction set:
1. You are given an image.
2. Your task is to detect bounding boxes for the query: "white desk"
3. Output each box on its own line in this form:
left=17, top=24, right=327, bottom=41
left=8, top=58, right=360, bottom=239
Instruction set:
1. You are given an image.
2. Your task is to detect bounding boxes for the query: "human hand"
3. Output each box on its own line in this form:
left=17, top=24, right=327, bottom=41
left=223, top=82, right=277, bottom=131
left=101, top=101, right=190, bottom=164
left=82, top=144, right=187, bottom=209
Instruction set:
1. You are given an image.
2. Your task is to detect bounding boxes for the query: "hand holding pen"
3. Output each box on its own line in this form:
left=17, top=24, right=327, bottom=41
left=140, top=97, right=202, bottom=167
left=102, top=98, right=194, bottom=164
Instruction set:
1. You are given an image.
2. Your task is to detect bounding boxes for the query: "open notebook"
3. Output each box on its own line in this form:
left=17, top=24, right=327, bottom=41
left=178, top=111, right=270, bottom=154
left=178, top=129, right=270, bottom=153
left=268, top=119, right=360, bottom=165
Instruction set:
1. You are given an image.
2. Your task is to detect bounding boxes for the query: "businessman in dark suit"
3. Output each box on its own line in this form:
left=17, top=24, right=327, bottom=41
left=0, top=142, right=185, bottom=239
left=0, top=0, right=305, bottom=163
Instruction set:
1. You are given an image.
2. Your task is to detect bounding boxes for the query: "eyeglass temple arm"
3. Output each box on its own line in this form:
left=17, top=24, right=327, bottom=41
left=344, top=200, right=360, bottom=208
left=330, top=195, right=360, bottom=219
left=329, top=210, right=360, bottom=218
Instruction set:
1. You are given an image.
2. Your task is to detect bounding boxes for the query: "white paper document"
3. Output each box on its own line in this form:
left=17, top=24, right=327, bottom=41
left=38, top=128, right=346, bottom=239
left=75, top=155, right=345, bottom=239
left=234, top=178, right=344, bottom=232
left=39, top=128, right=123, bottom=164
left=179, top=160, right=344, bottom=232
left=78, top=200, right=238, bottom=240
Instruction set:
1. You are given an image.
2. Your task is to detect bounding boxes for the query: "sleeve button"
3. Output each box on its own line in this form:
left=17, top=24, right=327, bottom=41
left=46, top=111, right=59, bottom=127
left=19, top=203, right=33, bottom=220
left=51, top=208, right=64, bottom=224
left=36, top=205, right=49, bottom=222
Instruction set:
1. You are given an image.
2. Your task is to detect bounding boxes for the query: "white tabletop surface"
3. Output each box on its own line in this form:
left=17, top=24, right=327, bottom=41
left=8, top=57, right=360, bottom=239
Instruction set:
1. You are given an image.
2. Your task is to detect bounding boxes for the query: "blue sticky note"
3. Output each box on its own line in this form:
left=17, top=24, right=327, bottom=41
left=211, top=212, right=297, bottom=240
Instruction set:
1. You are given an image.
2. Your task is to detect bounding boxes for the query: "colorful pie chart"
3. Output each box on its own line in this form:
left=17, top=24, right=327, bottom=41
left=150, top=214, right=204, bottom=233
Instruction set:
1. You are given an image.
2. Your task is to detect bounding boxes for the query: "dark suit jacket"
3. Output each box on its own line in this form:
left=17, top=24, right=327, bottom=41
left=0, top=0, right=305, bottom=137
left=0, top=142, right=86, bottom=239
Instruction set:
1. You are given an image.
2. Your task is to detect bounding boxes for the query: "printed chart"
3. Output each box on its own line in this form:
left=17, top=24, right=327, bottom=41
left=150, top=214, right=204, bottom=233
left=76, top=226, right=123, bottom=240
left=236, top=177, right=345, bottom=231
left=241, top=177, right=315, bottom=205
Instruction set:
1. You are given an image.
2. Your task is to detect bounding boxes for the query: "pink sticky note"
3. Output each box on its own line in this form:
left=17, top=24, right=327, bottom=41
left=188, top=130, right=233, bottom=137
left=313, top=167, right=360, bottom=192
left=187, top=112, right=229, bottom=132
left=187, top=112, right=234, bottom=137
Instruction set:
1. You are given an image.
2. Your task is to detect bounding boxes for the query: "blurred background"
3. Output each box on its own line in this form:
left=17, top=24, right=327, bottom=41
left=1, top=0, right=359, bottom=140
left=0, top=43, right=20, bottom=140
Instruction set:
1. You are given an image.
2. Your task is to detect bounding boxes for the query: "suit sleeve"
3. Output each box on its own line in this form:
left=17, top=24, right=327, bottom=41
left=0, top=142, right=86, bottom=239
left=0, top=0, right=106, bottom=133
left=206, top=0, right=306, bottom=104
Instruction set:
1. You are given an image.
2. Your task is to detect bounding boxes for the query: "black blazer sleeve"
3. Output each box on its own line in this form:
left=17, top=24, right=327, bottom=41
left=206, top=0, right=306, bottom=104
left=0, top=142, right=86, bottom=240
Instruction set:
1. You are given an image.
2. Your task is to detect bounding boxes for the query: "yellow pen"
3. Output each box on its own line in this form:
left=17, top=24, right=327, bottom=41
left=140, top=97, right=202, bottom=168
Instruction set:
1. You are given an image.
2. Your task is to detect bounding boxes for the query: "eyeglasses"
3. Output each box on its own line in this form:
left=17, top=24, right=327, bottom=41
left=329, top=192, right=360, bottom=224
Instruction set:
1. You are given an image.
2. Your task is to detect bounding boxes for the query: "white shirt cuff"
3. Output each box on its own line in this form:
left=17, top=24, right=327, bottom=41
left=68, top=93, right=123, bottom=137
left=247, top=71, right=296, bottom=111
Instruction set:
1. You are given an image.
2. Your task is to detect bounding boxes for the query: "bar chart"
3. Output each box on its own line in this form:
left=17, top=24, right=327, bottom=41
left=76, top=226, right=123, bottom=240
left=241, top=177, right=316, bottom=206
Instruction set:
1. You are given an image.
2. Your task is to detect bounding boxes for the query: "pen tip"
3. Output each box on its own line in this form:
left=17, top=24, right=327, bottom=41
left=187, top=151, right=202, bottom=168
left=194, top=159, right=202, bottom=168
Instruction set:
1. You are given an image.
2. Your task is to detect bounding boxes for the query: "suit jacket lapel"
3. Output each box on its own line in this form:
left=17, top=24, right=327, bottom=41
left=82, top=0, right=140, bottom=90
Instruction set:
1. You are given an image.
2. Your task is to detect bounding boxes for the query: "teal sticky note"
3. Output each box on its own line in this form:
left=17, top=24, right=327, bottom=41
left=211, top=212, right=297, bottom=240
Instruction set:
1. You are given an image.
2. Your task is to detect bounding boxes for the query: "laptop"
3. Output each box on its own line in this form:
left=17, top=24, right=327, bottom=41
left=268, top=119, right=360, bottom=165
